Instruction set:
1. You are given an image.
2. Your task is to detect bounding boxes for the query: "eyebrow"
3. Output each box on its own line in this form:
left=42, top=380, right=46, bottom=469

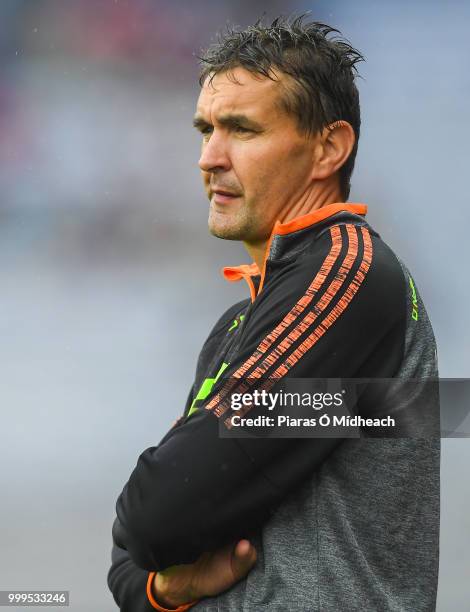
left=192, top=113, right=263, bottom=132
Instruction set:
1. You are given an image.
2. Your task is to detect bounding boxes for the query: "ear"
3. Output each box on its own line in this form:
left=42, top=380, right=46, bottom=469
left=311, top=121, right=356, bottom=181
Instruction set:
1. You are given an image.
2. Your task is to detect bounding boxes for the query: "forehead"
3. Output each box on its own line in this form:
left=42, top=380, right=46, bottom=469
left=196, top=66, right=285, bottom=119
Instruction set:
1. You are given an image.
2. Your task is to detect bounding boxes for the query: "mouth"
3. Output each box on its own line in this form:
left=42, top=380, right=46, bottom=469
left=211, top=189, right=241, bottom=204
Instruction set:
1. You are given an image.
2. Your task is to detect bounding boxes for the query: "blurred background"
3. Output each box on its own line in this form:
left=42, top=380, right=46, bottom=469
left=0, top=0, right=468, bottom=610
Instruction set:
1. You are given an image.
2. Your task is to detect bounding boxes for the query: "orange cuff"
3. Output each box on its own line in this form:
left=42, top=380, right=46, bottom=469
left=146, top=572, right=199, bottom=611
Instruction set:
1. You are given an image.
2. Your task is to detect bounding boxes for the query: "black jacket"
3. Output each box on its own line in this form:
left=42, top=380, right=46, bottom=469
left=107, top=203, right=436, bottom=610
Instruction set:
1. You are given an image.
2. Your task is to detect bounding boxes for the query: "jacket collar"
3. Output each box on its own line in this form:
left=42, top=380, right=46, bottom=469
left=222, top=202, right=368, bottom=302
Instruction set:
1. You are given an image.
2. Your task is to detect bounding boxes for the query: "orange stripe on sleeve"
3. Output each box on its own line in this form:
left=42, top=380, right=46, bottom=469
left=213, top=225, right=361, bottom=419
left=249, top=224, right=359, bottom=378
left=205, top=225, right=343, bottom=413
left=222, top=226, right=373, bottom=426
left=272, top=227, right=372, bottom=377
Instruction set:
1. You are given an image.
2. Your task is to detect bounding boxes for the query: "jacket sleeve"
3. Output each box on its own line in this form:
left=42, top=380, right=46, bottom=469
left=107, top=302, right=250, bottom=609
left=115, top=224, right=407, bottom=571
left=107, top=530, right=156, bottom=611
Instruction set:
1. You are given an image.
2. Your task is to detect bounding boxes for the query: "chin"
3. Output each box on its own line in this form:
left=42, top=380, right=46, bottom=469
left=208, top=207, right=258, bottom=241
left=207, top=209, right=233, bottom=237
left=208, top=222, right=243, bottom=241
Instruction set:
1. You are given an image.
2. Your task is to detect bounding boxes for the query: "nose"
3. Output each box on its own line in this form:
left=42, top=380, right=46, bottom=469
left=198, top=130, right=231, bottom=173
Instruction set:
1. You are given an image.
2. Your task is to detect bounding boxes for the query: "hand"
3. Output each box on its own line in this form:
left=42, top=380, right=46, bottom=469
left=153, top=539, right=257, bottom=608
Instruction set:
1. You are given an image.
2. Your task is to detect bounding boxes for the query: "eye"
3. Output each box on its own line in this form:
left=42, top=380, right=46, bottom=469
left=200, top=126, right=213, bottom=141
left=234, top=125, right=253, bottom=134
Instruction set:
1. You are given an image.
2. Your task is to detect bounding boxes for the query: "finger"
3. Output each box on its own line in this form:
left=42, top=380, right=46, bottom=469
left=235, top=540, right=251, bottom=556
left=231, top=539, right=257, bottom=580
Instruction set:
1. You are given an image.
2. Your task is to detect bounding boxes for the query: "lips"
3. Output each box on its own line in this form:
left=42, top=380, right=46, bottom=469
left=212, top=189, right=240, bottom=197
left=212, top=191, right=240, bottom=204
left=210, top=186, right=242, bottom=205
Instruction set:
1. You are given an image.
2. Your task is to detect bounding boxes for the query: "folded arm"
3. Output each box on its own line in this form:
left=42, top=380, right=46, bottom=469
left=115, top=225, right=403, bottom=571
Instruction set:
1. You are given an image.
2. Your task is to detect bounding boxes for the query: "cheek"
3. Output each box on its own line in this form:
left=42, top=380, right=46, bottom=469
left=232, top=138, right=309, bottom=197
left=248, top=148, right=295, bottom=194
left=266, top=142, right=312, bottom=188
left=233, top=146, right=282, bottom=191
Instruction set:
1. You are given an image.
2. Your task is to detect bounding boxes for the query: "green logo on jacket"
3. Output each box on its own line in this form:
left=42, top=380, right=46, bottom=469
left=188, top=361, right=229, bottom=417
left=409, top=276, right=419, bottom=321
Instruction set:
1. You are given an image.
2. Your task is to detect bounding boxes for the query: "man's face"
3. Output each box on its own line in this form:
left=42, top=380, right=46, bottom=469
left=194, top=67, right=317, bottom=245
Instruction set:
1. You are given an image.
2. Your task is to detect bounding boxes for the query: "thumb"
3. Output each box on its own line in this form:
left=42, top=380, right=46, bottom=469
left=231, top=539, right=257, bottom=580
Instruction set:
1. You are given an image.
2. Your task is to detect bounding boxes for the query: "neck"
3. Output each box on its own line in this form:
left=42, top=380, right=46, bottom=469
left=244, top=183, right=344, bottom=272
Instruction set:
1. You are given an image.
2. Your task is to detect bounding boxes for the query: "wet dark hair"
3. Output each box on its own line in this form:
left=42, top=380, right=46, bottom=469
left=198, top=15, right=364, bottom=200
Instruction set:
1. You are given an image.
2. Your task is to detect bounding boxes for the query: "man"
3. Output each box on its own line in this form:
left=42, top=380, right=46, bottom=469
left=108, top=16, right=439, bottom=611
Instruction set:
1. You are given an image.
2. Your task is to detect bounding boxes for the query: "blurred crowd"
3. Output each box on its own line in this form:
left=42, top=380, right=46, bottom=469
left=0, top=0, right=293, bottom=264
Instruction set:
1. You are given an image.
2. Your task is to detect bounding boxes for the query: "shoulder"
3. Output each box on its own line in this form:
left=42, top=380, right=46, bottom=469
left=236, top=222, right=409, bottom=377
left=205, top=298, right=251, bottom=340
left=258, top=222, right=407, bottom=327
left=194, top=298, right=249, bottom=377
